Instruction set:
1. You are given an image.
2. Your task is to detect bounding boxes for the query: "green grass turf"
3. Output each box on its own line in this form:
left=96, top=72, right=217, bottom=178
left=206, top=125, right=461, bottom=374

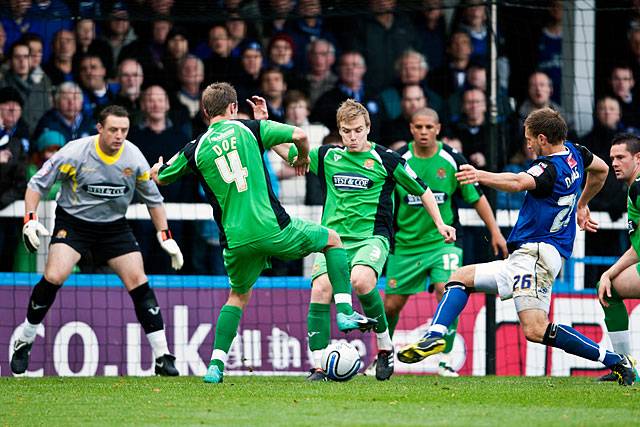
left=2, top=375, right=640, bottom=426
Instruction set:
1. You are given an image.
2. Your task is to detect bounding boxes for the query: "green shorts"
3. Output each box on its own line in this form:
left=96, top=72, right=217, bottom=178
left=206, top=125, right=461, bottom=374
left=385, top=245, right=463, bottom=295
left=224, top=217, right=329, bottom=294
left=311, top=236, right=390, bottom=281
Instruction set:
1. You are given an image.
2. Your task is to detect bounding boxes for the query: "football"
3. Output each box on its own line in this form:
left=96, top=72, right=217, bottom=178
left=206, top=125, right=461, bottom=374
left=320, top=342, right=362, bottom=381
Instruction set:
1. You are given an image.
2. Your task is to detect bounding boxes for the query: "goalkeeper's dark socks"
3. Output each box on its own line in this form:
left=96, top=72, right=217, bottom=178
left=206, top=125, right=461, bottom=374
left=26, top=276, right=61, bottom=325
left=357, top=288, right=388, bottom=334
left=325, top=248, right=354, bottom=315
left=129, top=283, right=164, bottom=334
left=542, top=323, right=624, bottom=367
left=211, top=305, right=243, bottom=370
left=307, top=303, right=330, bottom=366
left=428, top=282, right=469, bottom=337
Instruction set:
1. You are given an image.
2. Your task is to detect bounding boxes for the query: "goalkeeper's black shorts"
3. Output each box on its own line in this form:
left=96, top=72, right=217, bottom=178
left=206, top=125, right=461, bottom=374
left=50, top=206, right=140, bottom=265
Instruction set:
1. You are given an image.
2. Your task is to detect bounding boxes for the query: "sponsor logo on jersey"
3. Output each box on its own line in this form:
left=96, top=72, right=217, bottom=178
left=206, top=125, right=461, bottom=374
left=388, top=278, right=397, bottom=289
left=437, top=168, right=447, bottom=179
left=56, top=229, right=67, bottom=239
left=566, top=152, right=577, bottom=168
left=122, top=167, right=133, bottom=177
left=363, top=159, right=375, bottom=170
left=81, top=166, right=97, bottom=173
left=82, top=183, right=130, bottom=198
left=527, top=162, right=547, bottom=177
left=406, top=192, right=446, bottom=206
left=332, top=173, right=372, bottom=191
left=333, top=153, right=342, bottom=162
left=211, top=129, right=235, bottom=141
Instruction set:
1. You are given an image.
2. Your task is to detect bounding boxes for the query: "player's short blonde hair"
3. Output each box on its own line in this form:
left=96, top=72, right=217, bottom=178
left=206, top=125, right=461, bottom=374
left=336, top=99, right=370, bottom=128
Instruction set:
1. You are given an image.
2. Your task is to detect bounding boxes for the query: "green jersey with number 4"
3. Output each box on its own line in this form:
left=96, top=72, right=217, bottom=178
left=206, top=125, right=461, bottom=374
left=627, top=175, right=640, bottom=255
left=309, top=142, right=428, bottom=241
left=394, top=141, right=483, bottom=255
left=158, top=119, right=295, bottom=249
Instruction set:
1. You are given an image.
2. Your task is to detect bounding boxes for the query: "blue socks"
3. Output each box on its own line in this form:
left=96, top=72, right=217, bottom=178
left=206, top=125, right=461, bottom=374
left=427, top=282, right=469, bottom=337
left=543, top=323, right=623, bottom=367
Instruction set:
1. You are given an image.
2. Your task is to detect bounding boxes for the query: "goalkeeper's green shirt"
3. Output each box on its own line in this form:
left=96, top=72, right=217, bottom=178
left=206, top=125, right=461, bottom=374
left=627, top=174, right=640, bottom=255
left=309, top=142, right=428, bottom=241
left=394, top=141, right=483, bottom=255
left=158, top=119, right=294, bottom=249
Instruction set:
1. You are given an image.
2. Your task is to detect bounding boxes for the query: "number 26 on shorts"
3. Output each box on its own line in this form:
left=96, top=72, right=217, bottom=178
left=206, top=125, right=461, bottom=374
left=512, top=274, right=533, bottom=291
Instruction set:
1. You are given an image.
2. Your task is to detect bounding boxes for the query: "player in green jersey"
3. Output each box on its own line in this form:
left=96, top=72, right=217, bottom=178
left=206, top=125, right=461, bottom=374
left=382, top=108, right=507, bottom=377
left=150, top=83, right=377, bottom=384
left=597, top=133, right=640, bottom=381
left=306, top=100, right=456, bottom=382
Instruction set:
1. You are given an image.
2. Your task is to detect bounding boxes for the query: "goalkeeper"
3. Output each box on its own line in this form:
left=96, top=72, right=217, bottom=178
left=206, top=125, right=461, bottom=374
left=151, top=83, right=377, bottom=385
left=383, top=108, right=507, bottom=377
left=11, top=105, right=183, bottom=377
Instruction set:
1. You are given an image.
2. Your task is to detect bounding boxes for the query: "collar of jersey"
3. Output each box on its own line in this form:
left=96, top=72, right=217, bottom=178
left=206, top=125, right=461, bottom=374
left=95, top=136, right=125, bottom=164
left=410, top=140, right=441, bottom=159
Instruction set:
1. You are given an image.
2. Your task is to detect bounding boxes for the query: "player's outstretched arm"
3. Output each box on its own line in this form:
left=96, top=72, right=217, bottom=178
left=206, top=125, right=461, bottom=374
left=419, top=188, right=456, bottom=243
left=473, top=195, right=508, bottom=258
left=151, top=152, right=185, bottom=186
left=148, top=205, right=184, bottom=271
left=577, top=154, right=609, bottom=233
left=456, top=164, right=536, bottom=193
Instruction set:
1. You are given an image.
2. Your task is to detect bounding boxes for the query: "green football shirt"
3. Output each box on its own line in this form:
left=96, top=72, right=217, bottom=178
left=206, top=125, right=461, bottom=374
left=158, top=119, right=294, bottom=249
left=309, top=142, right=427, bottom=241
left=627, top=174, right=640, bottom=255
left=394, top=141, right=483, bottom=255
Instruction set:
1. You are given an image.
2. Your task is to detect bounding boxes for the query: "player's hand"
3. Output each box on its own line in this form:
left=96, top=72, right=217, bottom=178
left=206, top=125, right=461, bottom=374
left=151, top=156, right=164, bottom=185
left=577, top=205, right=598, bottom=232
left=157, top=230, right=184, bottom=270
left=456, top=164, right=480, bottom=185
left=598, top=274, right=612, bottom=307
left=247, top=96, right=268, bottom=120
left=22, top=212, right=50, bottom=253
left=292, top=154, right=310, bottom=175
left=437, top=223, right=456, bottom=243
left=491, top=231, right=508, bottom=258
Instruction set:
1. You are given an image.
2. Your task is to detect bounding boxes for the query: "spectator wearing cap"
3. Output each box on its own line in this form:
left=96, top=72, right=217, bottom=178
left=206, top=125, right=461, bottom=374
left=44, top=29, right=76, bottom=86
left=13, top=130, right=66, bottom=272
left=0, top=85, right=28, bottom=272
left=77, top=53, right=118, bottom=119
left=0, top=40, right=52, bottom=135
left=233, top=41, right=264, bottom=103
left=100, top=1, right=138, bottom=74
left=267, top=33, right=304, bottom=90
left=33, top=81, right=95, bottom=142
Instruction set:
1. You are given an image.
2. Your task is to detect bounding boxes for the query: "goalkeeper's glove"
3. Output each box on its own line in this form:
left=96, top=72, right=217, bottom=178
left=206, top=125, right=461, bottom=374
left=157, top=229, right=184, bottom=270
left=22, top=212, right=50, bottom=253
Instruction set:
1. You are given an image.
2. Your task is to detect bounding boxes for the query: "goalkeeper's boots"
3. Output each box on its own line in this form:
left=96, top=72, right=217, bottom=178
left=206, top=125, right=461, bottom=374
left=10, top=339, right=33, bottom=374
left=155, top=354, right=179, bottom=376
left=375, top=349, right=394, bottom=381
left=397, top=334, right=446, bottom=364
left=306, top=368, right=328, bottom=381
left=203, top=365, right=224, bottom=384
left=611, top=355, right=637, bottom=386
left=336, top=311, right=378, bottom=333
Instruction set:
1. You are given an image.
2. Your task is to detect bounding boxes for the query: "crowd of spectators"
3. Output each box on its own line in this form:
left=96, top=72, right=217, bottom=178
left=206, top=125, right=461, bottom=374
left=0, top=0, right=638, bottom=277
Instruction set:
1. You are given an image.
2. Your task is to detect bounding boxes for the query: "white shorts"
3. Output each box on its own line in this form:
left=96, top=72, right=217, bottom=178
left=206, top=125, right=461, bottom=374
left=473, top=242, right=563, bottom=313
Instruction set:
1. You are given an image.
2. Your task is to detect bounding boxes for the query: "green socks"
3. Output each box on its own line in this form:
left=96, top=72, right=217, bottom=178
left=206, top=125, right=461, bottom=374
left=325, top=248, right=354, bottom=315
left=307, top=303, right=331, bottom=351
left=597, top=281, right=631, bottom=354
left=210, top=304, right=243, bottom=371
left=443, top=317, right=459, bottom=353
left=357, top=288, right=388, bottom=333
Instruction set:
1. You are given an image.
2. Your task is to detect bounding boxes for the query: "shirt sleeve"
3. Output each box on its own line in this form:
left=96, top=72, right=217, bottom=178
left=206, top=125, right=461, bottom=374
left=574, top=143, right=594, bottom=168
left=27, top=147, right=70, bottom=195
left=381, top=148, right=428, bottom=195
left=259, top=120, right=295, bottom=149
left=450, top=149, right=483, bottom=204
left=134, top=150, right=164, bottom=207
left=157, top=140, right=197, bottom=184
left=526, top=159, right=557, bottom=198
left=309, top=146, right=320, bottom=174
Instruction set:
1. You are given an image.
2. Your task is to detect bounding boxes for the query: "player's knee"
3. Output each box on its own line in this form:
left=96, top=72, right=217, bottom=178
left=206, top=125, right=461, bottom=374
left=449, top=265, right=474, bottom=286
left=43, top=272, right=66, bottom=286
left=311, top=276, right=332, bottom=303
left=325, top=229, right=342, bottom=248
left=521, top=319, right=548, bottom=343
left=228, top=289, right=251, bottom=308
left=351, top=274, right=374, bottom=295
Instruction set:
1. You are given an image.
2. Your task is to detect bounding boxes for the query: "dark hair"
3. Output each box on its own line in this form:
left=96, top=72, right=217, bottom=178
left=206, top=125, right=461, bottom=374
left=9, top=40, right=29, bottom=58
left=611, top=133, right=640, bottom=155
left=18, top=32, right=43, bottom=46
left=524, top=107, right=567, bottom=145
left=98, top=105, right=129, bottom=125
left=202, top=82, right=237, bottom=118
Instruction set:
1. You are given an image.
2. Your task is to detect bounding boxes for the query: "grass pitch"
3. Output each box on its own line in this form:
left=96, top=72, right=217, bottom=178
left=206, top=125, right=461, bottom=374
left=2, top=375, right=639, bottom=426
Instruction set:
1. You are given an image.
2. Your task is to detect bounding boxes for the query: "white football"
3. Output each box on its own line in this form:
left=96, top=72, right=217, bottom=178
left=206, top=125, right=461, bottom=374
left=320, top=342, right=362, bottom=381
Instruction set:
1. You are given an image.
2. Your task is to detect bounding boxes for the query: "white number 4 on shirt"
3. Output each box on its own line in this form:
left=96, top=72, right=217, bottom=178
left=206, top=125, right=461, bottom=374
left=215, top=150, right=249, bottom=192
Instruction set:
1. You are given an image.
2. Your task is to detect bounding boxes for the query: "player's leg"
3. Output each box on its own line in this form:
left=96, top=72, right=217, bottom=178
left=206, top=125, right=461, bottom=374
left=11, top=243, right=80, bottom=374
left=204, top=245, right=262, bottom=383
left=307, top=273, right=333, bottom=380
left=383, top=294, right=410, bottom=338
left=599, top=264, right=640, bottom=355
left=107, top=251, right=178, bottom=376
